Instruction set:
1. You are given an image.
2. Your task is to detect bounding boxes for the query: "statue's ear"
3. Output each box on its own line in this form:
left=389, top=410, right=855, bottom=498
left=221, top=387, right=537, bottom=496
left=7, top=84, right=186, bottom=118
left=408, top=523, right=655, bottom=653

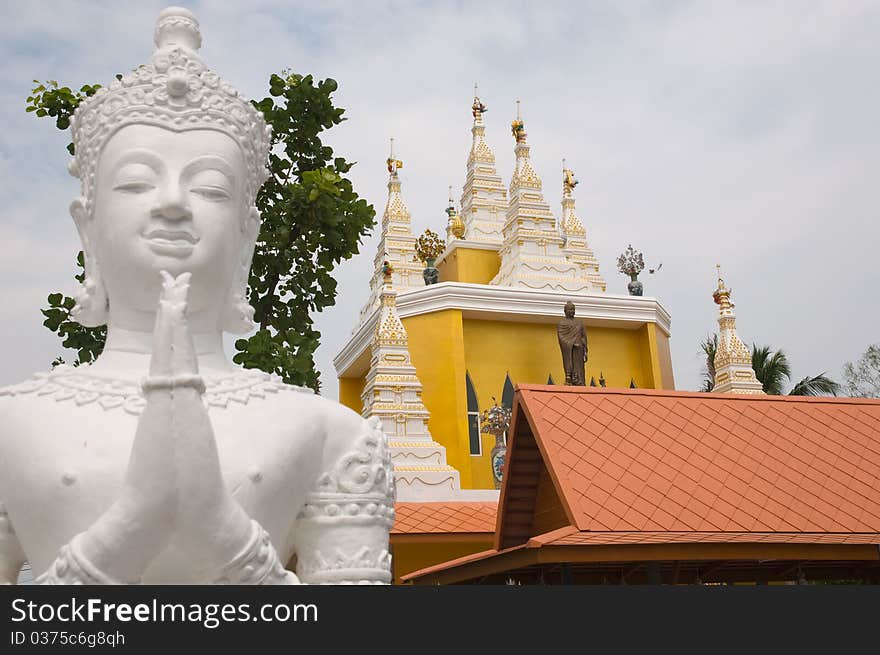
left=69, top=197, right=91, bottom=250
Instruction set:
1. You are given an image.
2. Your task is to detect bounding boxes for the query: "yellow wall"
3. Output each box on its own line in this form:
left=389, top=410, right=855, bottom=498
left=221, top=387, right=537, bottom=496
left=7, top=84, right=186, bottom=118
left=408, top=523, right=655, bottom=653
left=402, top=310, right=474, bottom=487
left=338, top=312, right=670, bottom=490
left=656, top=330, right=676, bottom=389
left=461, top=319, right=656, bottom=487
left=438, top=247, right=500, bottom=285
left=338, top=376, right=365, bottom=415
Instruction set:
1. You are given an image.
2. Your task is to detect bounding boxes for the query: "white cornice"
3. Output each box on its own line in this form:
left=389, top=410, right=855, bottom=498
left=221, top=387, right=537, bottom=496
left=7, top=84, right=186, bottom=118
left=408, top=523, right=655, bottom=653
left=334, top=282, right=672, bottom=377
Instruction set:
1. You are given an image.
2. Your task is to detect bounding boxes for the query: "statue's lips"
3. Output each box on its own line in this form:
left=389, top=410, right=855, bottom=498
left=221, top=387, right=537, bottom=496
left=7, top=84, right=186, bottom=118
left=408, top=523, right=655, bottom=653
left=143, top=229, right=199, bottom=256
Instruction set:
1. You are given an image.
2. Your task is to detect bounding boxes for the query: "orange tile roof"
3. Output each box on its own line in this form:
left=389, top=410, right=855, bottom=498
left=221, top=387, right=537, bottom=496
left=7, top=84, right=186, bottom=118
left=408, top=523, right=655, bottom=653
left=403, top=388, right=880, bottom=583
left=516, top=386, right=880, bottom=535
left=392, top=501, right=498, bottom=535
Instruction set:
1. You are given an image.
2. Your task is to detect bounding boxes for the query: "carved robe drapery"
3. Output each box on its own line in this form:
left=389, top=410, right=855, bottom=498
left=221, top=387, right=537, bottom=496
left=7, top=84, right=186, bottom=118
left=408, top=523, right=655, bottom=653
left=557, top=318, right=587, bottom=386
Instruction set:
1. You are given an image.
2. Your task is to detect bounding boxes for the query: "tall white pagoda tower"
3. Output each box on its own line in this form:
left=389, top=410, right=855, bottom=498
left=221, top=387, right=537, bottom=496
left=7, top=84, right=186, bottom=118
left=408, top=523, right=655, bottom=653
left=360, top=272, right=465, bottom=500
left=711, top=267, right=765, bottom=394
left=491, top=102, right=596, bottom=292
left=560, top=162, right=606, bottom=291
left=459, top=85, right=508, bottom=245
left=359, top=139, right=424, bottom=321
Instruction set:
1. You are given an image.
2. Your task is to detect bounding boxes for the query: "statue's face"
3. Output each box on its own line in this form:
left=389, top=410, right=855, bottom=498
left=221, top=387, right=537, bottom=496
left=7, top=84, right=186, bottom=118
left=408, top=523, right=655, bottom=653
left=564, top=303, right=575, bottom=319
left=90, top=124, right=246, bottom=320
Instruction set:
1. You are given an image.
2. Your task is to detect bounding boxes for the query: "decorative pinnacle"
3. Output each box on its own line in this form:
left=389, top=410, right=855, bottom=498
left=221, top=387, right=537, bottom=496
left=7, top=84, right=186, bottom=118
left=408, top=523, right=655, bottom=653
left=511, top=100, right=527, bottom=143
left=448, top=185, right=454, bottom=206
left=563, top=159, right=578, bottom=197
left=472, top=83, right=487, bottom=122
left=712, top=264, right=734, bottom=311
left=386, top=137, right=403, bottom=177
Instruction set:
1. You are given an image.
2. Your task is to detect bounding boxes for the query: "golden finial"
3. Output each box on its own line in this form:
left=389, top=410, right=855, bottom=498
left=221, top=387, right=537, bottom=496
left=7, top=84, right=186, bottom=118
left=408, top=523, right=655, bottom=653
left=446, top=184, right=465, bottom=239
left=563, top=158, right=578, bottom=196
left=713, top=264, right=734, bottom=310
left=386, top=137, right=403, bottom=176
left=511, top=100, right=526, bottom=142
left=472, top=83, right=487, bottom=121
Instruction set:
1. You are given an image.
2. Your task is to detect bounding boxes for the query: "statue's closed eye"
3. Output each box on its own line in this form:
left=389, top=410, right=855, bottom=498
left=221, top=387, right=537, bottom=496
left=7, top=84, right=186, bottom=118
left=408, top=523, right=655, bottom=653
left=189, top=169, right=233, bottom=202
left=113, top=163, right=159, bottom=194
left=190, top=186, right=231, bottom=201
left=114, top=181, right=156, bottom=194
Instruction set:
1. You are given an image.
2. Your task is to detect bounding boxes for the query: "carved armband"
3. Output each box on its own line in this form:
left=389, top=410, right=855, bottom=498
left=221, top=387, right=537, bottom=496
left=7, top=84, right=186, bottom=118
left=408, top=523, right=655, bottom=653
left=214, top=520, right=299, bottom=585
left=295, top=418, right=396, bottom=585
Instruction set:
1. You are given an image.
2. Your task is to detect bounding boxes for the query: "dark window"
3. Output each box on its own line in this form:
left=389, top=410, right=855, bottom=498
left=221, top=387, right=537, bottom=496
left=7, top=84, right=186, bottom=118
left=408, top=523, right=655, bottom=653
left=466, top=372, right=481, bottom=455
left=501, top=373, right=515, bottom=410
left=501, top=373, right=515, bottom=445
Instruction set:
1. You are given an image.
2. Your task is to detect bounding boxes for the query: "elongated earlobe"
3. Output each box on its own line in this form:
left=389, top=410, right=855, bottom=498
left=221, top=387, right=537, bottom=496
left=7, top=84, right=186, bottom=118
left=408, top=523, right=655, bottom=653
left=221, top=207, right=260, bottom=334
left=69, top=197, right=109, bottom=327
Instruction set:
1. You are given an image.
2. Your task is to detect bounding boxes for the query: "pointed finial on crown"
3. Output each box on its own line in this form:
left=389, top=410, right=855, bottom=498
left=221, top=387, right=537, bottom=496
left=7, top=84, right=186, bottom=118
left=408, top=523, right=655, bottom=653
left=511, top=100, right=527, bottom=143
left=154, top=6, right=202, bottom=51
left=386, top=137, right=403, bottom=177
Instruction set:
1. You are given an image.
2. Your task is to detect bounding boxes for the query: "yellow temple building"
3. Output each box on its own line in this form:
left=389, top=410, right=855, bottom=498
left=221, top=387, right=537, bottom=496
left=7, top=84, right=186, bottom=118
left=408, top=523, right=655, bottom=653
left=334, top=92, right=676, bottom=580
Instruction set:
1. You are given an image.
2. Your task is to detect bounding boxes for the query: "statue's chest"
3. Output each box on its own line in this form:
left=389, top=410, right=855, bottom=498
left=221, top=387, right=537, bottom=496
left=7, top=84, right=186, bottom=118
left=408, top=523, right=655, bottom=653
left=1, top=395, right=323, bottom=570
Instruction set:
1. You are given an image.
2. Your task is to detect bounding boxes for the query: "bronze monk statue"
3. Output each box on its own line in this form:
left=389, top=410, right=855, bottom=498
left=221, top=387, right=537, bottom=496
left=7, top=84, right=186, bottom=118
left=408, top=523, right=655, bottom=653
left=557, top=301, right=587, bottom=386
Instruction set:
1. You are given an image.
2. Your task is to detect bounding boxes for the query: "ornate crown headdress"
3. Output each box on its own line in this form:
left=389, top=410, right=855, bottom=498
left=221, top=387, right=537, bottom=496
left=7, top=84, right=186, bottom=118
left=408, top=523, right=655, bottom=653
left=69, top=6, right=271, bottom=213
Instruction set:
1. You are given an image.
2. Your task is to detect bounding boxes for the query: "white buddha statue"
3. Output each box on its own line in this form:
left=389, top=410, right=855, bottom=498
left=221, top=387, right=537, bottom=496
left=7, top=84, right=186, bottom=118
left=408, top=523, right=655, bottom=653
left=0, top=7, right=394, bottom=585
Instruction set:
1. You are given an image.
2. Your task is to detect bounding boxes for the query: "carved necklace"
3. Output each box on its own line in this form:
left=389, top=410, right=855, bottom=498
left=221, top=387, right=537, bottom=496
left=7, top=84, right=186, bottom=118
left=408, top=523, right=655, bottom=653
left=0, top=365, right=311, bottom=416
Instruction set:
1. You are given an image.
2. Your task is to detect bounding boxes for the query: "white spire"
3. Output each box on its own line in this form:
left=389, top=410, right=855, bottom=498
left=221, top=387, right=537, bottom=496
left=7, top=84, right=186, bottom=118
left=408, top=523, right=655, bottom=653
left=459, top=85, right=507, bottom=245
left=711, top=266, right=764, bottom=394
left=491, top=105, right=591, bottom=292
left=561, top=161, right=606, bottom=291
left=361, top=285, right=463, bottom=500
left=358, top=139, right=421, bottom=323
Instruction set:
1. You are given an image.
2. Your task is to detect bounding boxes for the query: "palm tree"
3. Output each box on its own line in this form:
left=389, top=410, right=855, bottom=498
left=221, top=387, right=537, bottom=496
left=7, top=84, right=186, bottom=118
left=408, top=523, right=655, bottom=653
left=750, top=345, right=791, bottom=395
left=788, top=374, right=842, bottom=397
left=699, top=334, right=717, bottom=392
left=750, top=345, right=840, bottom=396
left=699, top=337, right=840, bottom=396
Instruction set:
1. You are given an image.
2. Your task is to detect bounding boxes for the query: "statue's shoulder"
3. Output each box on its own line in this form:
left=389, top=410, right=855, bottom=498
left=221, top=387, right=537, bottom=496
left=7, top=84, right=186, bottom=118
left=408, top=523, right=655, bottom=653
left=247, top=373, right=368, bottom=443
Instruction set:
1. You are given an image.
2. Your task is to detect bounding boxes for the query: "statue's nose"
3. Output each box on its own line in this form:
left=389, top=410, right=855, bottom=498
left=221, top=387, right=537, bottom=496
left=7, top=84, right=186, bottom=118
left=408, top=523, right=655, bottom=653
left=151, top=182, right=192, bottom=221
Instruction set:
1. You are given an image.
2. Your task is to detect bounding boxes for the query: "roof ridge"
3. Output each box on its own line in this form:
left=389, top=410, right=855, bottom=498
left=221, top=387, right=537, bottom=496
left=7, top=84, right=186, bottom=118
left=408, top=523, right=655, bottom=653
left=514, top=384, right=880, bottom=405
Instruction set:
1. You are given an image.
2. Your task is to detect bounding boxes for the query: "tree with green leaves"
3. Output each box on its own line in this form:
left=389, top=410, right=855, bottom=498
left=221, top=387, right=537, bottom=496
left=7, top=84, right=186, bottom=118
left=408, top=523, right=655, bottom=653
left=842, top=344, right=880, bottom=398
left=26, top=72, right=375, bottom=391
left=699, top=333, right=718, bottom=392
left=698, top=336, right=839, bottom=396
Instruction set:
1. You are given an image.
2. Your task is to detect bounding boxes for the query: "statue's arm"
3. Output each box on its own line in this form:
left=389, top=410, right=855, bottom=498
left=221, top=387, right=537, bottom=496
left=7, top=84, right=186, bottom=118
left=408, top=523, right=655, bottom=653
left=0, top=502, right=26, bottom=584
left=292, top=414, right=395, bottom=585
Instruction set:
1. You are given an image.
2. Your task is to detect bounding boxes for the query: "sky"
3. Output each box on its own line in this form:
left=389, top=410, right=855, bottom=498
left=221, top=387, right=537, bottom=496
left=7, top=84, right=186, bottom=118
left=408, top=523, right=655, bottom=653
left=1, top=0, right=878, bottom=397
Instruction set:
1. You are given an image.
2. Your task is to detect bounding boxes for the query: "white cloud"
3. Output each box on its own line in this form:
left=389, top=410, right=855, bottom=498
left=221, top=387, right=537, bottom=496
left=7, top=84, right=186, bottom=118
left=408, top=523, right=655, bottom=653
left=2, top=1, right=878, bottom=396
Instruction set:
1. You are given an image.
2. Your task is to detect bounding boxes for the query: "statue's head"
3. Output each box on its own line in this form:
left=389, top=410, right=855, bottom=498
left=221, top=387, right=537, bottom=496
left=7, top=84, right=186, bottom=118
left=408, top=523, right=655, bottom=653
left=564, top=301, right=575, bottom=319
left=67, top=7, right=271, bottom=333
